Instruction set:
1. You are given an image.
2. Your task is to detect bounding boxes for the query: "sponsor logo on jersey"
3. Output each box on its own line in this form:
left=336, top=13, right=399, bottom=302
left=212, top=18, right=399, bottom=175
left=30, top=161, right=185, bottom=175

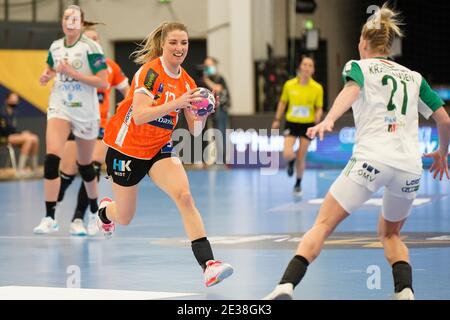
left=161, top=140, right=174, bottom=153
left=72, top=59, right=83, bottom=69
left=147, top=115, right=174, bottom=130
left=65, top=101, right=82, bottom=108
left=144, top=68, right=159, bottom=91
left=357, top=162, right=380, bottom=182
left=154, top=83, right=164, bottom=100
left=58, top=82, right=82, bottom=92
left=92, top=56, right=106, bottom=69
left=124, top=106, right=133, bottom=125
left=58, top=73, right=77, bottom=83
left=402, top=178, right=420, bottom=193
left=385, top=116, right=406, bottom=133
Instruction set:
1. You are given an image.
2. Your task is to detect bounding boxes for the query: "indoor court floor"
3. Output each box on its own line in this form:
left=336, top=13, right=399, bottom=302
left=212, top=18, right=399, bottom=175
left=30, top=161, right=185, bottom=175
left=0, top=168, right=449, bottom=300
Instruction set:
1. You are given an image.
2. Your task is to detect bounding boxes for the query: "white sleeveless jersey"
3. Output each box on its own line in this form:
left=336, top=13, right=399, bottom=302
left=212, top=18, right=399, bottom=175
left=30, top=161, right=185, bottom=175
left=47, top=34, right=107, bottom=122
left=342, top=58, right=444, bottom=175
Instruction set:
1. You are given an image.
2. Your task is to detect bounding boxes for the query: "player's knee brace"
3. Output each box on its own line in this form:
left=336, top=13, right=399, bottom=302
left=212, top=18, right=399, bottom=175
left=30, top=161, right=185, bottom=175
left=77, top=162, right=97, bottom=182
left=44, top=154, right=60, bottom=180
left=93, top=161, right=102, bottom=181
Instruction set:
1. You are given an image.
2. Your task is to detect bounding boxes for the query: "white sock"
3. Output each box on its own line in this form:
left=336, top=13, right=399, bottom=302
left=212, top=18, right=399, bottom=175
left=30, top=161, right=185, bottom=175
left=31, top=155, right=39, bottom=169
left=18, top=154, right=29, bottom=170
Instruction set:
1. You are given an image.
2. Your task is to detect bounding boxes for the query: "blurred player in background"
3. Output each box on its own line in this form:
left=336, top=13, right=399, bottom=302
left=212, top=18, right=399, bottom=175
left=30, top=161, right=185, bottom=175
left=33, top=5, right=108, bottom=234
left=272, top=56, right=324, bottom=195
left=56, top=24, right=130, bottom=236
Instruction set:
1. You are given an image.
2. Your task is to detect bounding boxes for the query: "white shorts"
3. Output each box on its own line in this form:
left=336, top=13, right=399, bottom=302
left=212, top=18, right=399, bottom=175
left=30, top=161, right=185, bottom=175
left=47, top=106, right=99, bottom=141
left=329, top=158, right=422, bottom=222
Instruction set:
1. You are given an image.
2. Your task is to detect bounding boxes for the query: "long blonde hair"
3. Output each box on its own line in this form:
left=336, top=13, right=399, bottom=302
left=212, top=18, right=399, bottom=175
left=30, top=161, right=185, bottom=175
left=362, top=3, right=403, bottom=55
left=131, top=22, right=188, bottom=65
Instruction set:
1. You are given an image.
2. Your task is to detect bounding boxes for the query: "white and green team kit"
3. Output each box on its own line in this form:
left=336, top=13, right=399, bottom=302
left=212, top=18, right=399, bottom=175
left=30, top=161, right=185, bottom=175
left=342, top=58, right=444, bottom=175
left=47, top=34, right=107, bottom=122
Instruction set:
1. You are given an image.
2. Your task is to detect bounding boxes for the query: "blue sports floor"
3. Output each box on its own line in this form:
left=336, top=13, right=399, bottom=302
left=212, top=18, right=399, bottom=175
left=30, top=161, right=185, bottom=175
left=0, top=168, right=449, bottom=300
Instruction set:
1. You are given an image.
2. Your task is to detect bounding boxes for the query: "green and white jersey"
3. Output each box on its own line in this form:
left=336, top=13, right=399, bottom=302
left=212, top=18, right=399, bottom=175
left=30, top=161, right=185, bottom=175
left=47, top=34, right=107, bottom=122
left=342, top=58, right=444, bottom=175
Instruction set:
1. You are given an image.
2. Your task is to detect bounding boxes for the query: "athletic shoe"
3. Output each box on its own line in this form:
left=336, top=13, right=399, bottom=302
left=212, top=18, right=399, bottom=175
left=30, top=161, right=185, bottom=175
left=293, top=185, right=302, bottom=196
left=204, top=260, right=233, bottom=287
left=392, top=288, right=414, bottom=300
left=69, top=218, right=87, bottom=236
left=33, top=217, right=59, bottom=234
left=87, top=213, right=99, bottom=236
left=97, top=197, right=114, bottom=239
left=262, top=283, right=294, bottom=300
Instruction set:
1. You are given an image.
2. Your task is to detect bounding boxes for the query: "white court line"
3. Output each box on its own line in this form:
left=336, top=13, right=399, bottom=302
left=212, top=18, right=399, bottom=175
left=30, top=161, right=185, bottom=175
left=308, top=198, right=431, bottom=206
left=0, top=236, right=160, bottom=241
left=0, top=286, right=198, bottom=300
left=269, top=197, right=432, bottom=212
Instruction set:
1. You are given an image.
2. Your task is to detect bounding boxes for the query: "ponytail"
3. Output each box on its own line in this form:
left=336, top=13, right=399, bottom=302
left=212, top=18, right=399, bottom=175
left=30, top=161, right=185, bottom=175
left=131, top=22, right=188, bottom=65
left=362, top=3, right=403, bottom=55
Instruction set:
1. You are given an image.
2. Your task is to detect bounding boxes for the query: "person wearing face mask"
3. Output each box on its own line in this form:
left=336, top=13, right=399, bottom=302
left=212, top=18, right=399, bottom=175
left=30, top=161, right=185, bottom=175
left=0, top=92, right=40, bottom=177
left=202, top=57, right=231, bottom=165
left=272, top=55, right=324, bottom=195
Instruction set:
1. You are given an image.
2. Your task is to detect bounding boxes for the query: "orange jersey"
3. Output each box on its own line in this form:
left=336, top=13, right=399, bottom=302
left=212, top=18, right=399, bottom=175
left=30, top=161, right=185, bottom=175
left=98, top=58, right=129, bottom=128
left=103, top=57, right=197, bottom=159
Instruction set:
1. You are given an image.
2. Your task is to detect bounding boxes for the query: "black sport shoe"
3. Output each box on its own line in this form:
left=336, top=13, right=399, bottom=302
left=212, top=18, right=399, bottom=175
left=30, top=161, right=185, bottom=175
left=287, top=160, right=295, bottom=177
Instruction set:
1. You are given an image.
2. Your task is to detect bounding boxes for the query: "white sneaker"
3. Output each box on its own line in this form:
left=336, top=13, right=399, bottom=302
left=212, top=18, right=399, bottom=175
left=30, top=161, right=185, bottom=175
left=70, top=219, right=87, bottom=236
left=392, top=288, right=415, bottom=300
left=263, top=283, right=294, bottom=300
left=33, top=217, right=59, bottom=234
left=204, top=260, right=234, bottom=287
left=87, top=213, right=99, bottom=236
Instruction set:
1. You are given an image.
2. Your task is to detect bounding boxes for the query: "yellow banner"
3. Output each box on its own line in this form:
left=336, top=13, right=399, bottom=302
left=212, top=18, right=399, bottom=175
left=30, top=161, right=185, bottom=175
left=0, top=50, right=52, bottom=113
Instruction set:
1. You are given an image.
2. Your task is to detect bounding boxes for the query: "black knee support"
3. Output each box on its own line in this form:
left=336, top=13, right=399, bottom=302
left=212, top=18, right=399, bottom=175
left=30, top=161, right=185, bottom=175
left=58, top=171, right=76, bottom=202
left=44, top=154, right=60, bottom=180
left=93, top=161, right=102, bottom=181
left=77, top=162, right=97, bottom=182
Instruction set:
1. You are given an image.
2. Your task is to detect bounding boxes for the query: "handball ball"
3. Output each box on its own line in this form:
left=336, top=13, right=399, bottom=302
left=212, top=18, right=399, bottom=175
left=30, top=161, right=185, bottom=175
left=190, top=87, right=215, bottom=116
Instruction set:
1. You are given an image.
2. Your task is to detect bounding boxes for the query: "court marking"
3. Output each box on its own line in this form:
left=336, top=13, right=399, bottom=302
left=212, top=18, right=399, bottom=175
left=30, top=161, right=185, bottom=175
left=151, top=232, right=450, bottom=249
left=0, top=286, right=199, bottom=300
left=268, top=195, right=447, bottom=213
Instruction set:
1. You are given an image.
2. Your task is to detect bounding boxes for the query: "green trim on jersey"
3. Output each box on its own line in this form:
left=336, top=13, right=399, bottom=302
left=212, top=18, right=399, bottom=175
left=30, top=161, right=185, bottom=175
left=64, top=34, right=82, bottom=48
left=419, top=78, right=444, bottom=112
left=342, top=61, right=364, bottom=88
left=47, top=51, right=54, bottom=68
left=88, top=53, right=107, bottom=74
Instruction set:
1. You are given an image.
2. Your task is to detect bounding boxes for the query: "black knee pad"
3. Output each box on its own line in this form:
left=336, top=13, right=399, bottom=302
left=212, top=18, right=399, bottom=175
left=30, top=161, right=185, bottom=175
left=44, top=154, right=60, bottom=180
left=93, top=161, right=102, bottom=181
left=77, top=162, right=97, bottom=182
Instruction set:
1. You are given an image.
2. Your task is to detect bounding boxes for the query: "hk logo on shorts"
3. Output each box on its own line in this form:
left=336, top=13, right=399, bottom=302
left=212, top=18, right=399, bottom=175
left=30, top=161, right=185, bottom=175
left=357, top=162, right=380, bottom=182
left=113, top=159, right=131, bottom=172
